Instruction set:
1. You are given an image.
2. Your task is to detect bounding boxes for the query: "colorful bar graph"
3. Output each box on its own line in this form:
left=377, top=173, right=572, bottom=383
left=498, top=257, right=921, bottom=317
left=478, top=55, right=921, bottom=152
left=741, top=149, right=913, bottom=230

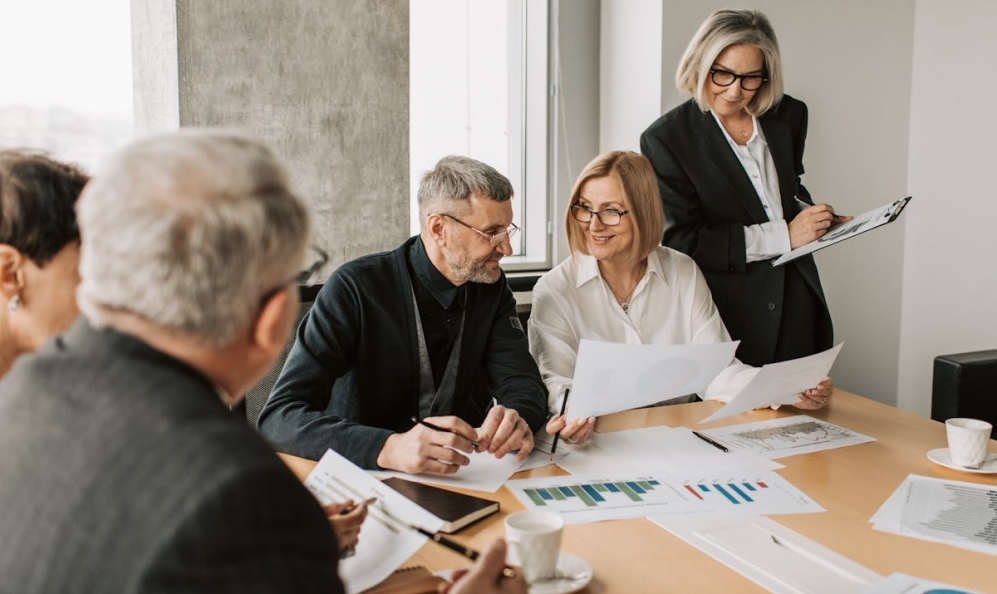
left=689, top=481, right=770, bottom=505
left=520, top=479, right=666, bottom=508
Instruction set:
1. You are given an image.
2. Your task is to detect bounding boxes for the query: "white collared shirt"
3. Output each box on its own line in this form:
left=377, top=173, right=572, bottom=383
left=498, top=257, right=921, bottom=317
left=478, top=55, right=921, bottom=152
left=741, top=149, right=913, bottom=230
left=710, top=111, right=792, bottom=261
left=528, top=247, right=758, bottom=413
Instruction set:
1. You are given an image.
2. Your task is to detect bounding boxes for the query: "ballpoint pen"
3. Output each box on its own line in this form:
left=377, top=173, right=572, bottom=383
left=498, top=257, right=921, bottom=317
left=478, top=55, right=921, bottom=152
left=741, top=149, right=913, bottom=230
left=549, top=388, right=571, bottom=461
left=795, top=195, right=848, bottom=222
left=411, top=416, right=480, bottom=450
left=411, top=525, right=518, bottom=579
left=337, top=497, right=377, bottom=559
left=692, top=430, right=729, bottom=453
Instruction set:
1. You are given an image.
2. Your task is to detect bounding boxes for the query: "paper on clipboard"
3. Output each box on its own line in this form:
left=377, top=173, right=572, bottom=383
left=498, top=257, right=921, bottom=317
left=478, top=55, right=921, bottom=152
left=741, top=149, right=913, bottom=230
left=773, top=197, right=911, bottom=266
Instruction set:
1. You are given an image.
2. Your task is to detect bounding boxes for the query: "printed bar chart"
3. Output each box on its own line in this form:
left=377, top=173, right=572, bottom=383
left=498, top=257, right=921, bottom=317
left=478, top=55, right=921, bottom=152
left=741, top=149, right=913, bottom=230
left=524, top=479, right=663, bottom=508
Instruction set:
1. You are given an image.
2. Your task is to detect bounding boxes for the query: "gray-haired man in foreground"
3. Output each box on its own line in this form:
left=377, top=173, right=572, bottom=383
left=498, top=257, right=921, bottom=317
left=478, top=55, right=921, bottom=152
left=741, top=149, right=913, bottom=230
left=0, top=131, right=524, bottom=594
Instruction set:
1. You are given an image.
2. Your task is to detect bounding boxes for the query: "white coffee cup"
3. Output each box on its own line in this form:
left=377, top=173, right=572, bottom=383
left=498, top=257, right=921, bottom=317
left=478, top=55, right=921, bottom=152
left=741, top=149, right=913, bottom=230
left=504, top=511, right=564, bottom=583
left=945, top=418, right=992, bottom=468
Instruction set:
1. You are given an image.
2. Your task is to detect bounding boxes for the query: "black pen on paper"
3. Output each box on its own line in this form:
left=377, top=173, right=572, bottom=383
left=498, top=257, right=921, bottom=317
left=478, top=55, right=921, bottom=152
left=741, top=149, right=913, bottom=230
left=410, top=525, right=518, bottom=579
left=411, top=416, right=479, bottom=450
left=549, top=388, right=571, bottom=461
left=339, top=496, right=377, bottom=516
left=692, top=430, right=729, bottom=453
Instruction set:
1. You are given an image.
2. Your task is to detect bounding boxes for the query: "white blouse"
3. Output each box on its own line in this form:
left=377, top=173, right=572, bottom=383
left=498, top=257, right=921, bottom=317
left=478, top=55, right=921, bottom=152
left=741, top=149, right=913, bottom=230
left=528, top=246, right=758, bottom=413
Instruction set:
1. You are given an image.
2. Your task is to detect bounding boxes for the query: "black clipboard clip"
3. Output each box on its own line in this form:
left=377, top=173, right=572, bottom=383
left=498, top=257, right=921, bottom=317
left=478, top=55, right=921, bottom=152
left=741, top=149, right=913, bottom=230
left=886, top=196, right=912, bottom=221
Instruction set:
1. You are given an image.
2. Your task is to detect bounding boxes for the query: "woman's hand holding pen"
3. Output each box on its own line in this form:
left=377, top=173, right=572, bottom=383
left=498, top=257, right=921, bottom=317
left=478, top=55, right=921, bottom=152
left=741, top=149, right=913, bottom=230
left=545, top=415, right=596, bottom=446
left=789, top=200, right=853, bottom=249
left=375, top=415, right=478, bottom=475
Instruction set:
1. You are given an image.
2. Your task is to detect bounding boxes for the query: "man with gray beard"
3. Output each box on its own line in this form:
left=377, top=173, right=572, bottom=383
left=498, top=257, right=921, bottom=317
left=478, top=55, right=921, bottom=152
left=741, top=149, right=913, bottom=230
left=259, top=156, right=547, bottom=475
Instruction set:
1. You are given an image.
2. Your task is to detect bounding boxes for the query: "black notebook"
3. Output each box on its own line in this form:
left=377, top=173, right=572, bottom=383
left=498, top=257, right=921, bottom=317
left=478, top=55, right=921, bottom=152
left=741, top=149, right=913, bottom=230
left=381, top=477, right=499, bottom=533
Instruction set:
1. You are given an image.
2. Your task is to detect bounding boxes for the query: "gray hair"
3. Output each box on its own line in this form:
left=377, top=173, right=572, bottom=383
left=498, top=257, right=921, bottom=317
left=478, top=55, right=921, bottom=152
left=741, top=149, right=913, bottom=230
left=417, top=155, right=513, bottom=227
left=676, top=9, right=784, bottom=116
left=76, top=129, right=310, bottom=347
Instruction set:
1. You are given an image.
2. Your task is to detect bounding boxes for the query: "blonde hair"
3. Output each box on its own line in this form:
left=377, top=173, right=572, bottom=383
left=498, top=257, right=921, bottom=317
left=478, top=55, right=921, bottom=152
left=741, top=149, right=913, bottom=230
left=565, top=151, right=664, bottom=265
left=676, top=9, right=784, bottom=116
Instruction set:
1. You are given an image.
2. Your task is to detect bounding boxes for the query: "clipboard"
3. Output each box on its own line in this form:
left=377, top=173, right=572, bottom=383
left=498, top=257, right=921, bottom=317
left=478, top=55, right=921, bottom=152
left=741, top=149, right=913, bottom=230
left=772, top=196, right=911, bottom=267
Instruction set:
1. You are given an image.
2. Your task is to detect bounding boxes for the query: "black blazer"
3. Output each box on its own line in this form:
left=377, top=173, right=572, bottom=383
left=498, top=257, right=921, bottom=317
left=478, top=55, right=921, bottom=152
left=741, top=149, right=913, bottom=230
left=640, top=95, right=831, bottom=365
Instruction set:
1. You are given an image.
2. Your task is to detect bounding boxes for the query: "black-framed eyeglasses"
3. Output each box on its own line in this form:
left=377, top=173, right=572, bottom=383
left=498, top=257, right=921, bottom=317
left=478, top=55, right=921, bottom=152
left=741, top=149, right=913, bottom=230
left=439, top=213, right=519, bottom=248
left=709, top=68, right=768, bottom=91
left=570, top=204, right=630, bottom=227
left=259, top=244, right=329, bottom=307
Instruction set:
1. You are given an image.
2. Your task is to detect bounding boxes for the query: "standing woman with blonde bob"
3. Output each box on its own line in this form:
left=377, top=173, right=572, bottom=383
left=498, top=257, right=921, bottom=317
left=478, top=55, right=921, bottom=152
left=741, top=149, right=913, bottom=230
left=0, top=151, right=89, bottom=378
left=640, top=10, right=850, bottom=368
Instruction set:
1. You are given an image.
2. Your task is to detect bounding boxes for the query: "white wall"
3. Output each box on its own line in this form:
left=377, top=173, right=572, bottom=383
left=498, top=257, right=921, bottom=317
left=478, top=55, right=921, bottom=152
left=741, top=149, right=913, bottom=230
left=599, top=0, right=663, bottom=152
left=898, top=0, right=997, bottom=416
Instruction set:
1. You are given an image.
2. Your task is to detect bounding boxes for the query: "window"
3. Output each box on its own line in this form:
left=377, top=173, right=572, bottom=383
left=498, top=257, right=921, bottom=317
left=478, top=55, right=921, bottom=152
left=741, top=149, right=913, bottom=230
left=410, top=0, right=551, bottom=269
left=0, top=0, right=134, bottom=172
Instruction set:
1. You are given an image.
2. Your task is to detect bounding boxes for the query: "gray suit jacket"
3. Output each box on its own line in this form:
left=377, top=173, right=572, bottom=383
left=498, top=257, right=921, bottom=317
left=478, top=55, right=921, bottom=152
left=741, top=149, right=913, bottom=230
left=0, top=320, right=345, bottom=594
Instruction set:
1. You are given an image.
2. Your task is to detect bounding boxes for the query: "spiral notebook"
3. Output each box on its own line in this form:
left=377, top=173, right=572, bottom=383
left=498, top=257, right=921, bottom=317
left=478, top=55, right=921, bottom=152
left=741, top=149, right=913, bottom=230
left=382, top=477, right=499, bottom=533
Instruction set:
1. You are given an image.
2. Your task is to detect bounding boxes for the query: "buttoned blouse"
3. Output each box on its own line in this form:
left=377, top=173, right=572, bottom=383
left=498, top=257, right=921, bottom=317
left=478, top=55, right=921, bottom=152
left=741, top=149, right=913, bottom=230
left=528, top=246, right=758, bottom=413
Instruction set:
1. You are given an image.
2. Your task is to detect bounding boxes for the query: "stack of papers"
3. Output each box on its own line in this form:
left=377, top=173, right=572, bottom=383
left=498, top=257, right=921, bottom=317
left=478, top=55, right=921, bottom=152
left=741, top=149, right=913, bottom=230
left=870, top=474, right=997, bottom=556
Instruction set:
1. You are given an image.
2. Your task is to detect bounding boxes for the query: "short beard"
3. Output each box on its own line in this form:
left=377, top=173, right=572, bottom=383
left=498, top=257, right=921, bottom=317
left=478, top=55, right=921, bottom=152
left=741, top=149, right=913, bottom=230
left=444, top=234, right=502, bottom=285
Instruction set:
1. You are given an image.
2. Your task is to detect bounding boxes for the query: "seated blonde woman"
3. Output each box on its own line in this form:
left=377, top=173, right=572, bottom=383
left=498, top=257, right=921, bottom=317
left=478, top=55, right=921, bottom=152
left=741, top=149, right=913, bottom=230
left=529, top=151, right=832, bottom=444
left=0, top=151, right=89, bottom=378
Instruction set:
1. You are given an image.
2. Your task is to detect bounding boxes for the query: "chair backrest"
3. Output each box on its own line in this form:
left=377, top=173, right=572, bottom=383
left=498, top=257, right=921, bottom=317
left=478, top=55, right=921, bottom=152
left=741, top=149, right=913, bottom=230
left=932, top=349, right=997, bottom=438
left=506, top=273, right=540, bottom=331
left=242, top=284, right=323, bottom=427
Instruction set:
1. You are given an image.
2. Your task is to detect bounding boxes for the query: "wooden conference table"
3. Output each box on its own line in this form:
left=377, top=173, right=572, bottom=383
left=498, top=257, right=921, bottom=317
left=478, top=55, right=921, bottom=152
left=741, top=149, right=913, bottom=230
left=280, top=391, right=997, bottom=593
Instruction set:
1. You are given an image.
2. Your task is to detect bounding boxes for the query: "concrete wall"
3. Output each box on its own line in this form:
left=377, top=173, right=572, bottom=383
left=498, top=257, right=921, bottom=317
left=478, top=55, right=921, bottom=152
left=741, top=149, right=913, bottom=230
left=132, top=0, right=410, bottom=273
left=898, top=0, right=997, bottom=416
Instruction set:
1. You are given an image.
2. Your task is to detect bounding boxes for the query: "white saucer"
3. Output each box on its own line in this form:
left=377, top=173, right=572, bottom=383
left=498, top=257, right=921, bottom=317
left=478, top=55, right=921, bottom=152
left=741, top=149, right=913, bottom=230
left=927, top=448, right=997, bottom=474
left=529, top=553, right=593, bottom=594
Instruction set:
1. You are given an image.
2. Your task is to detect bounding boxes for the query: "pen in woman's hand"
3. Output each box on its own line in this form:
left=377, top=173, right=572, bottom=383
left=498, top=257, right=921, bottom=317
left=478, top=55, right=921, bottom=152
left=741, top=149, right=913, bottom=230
left=795, top=195, right=848, bottom=222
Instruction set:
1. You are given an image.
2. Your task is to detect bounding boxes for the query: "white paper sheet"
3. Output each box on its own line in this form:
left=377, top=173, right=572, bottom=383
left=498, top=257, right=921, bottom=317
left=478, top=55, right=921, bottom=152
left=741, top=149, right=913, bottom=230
left=516, top=431, right=572, bottom=471
left=304, top=450, right=445, bottom=594
left=653, top=516, right=881, bottom=594
left=589, top=425, right=783, bottom=475
left=871, top=474, right=997, bottom=557
left=567, top=339, right=739, bottom=422
left=699, top=415, right=876, bottom=459
left=861, top=572, right=985, bottom=594
left=506, top=469, right=822, bottom=524
left=505, top=472, right=702, bottom=524
left=700, top=343, right=843, bottom=424
left=372, top=449, right=524, bottom=493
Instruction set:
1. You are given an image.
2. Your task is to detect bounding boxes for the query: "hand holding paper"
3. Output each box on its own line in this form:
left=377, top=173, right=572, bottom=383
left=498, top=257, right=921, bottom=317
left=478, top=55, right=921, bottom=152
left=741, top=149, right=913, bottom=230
left=699, top=343, right=843, bottom=424
left=567, top=340, right=739, bottom=422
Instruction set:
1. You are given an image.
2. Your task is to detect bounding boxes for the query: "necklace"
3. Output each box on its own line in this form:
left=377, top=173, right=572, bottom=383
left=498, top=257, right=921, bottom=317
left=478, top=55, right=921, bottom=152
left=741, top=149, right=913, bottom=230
left=607, top=261, right=646, bottom=315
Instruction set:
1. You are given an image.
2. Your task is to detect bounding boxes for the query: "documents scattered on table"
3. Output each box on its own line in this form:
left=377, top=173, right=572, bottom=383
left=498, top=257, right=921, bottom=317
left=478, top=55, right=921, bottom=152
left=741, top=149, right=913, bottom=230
left=567, top=339, right=739, bottom=421
left=506, top=469, right=823, bottom=524
left=700, top=343, right=843, bottom=423
left=870, top=474, right=997, bottom=557
left=773, top=196, right=911, bottom=266
left=580, top=425, right=784, bottom=475
left=372, top=449, right=524, bottom=493
left=305, top=450, right=446, bottom=594
left=652, top=516, right=881, bottom=594
left=861, top=572, right=984, bottom=594
left=699, top=415, right=876, bottom=459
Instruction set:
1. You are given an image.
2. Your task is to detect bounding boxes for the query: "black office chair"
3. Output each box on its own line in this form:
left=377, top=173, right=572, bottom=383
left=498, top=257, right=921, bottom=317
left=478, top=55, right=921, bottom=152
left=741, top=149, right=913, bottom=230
left=506, top=274, right=541, bottom=340
left=240, top=284, right=323, bottom=427
left=931, top=349, right=997, bottom=439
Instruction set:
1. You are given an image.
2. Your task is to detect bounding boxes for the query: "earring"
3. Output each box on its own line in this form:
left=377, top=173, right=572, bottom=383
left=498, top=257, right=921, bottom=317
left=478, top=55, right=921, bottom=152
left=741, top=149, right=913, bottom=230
left=7, top=294, right=20, bottom=312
